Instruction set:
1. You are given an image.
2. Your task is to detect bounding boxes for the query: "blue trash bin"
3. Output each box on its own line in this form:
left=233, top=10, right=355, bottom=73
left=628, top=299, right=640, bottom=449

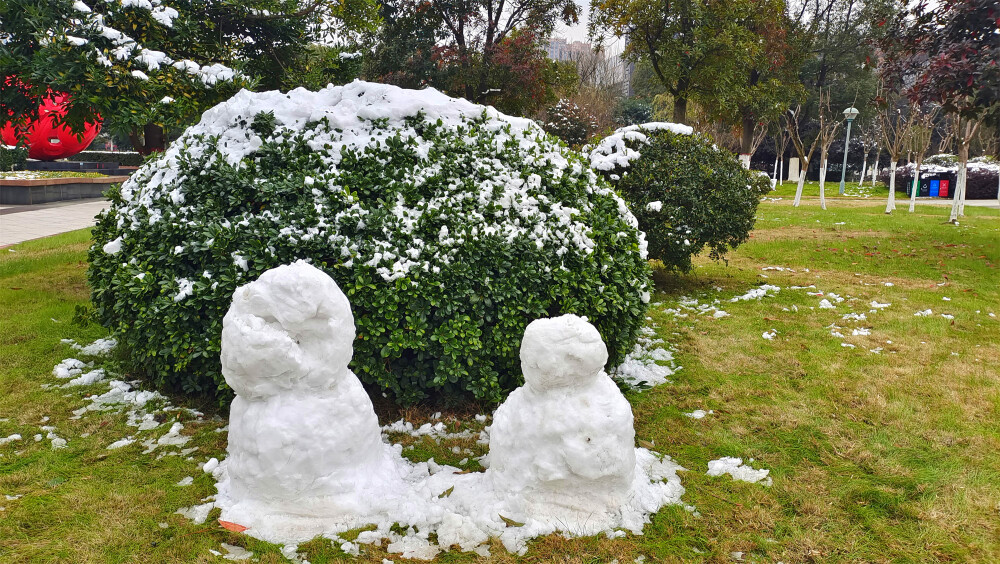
left=929, top=179, right=940, bottom=197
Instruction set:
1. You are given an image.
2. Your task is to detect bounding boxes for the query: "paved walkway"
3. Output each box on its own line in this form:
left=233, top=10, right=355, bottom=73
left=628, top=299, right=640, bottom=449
left=0, top=199, right=109, bottom=247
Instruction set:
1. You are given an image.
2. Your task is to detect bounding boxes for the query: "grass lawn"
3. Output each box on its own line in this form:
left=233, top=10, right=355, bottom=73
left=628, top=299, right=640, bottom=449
left=1, top=196, right=998, bottom=562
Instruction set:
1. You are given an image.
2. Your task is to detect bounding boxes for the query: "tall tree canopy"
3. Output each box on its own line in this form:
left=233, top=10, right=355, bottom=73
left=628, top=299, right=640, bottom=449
left=370, top=0, right=579, bottom=115
left=0, top=0, right=378, bottom=153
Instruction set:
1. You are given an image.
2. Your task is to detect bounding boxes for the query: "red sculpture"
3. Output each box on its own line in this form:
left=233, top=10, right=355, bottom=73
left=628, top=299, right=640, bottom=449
left=2, top=91, right=101, bottom=160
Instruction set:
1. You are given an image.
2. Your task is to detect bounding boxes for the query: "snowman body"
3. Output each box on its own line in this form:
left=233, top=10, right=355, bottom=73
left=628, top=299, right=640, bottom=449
left=486, top=314, right=638, bottom=523
left=219, top=260, right=403, bottom=515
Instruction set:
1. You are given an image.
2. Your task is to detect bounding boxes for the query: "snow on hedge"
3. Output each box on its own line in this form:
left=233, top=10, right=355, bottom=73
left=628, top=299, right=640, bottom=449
left=585, top=122, right=693, bottom=172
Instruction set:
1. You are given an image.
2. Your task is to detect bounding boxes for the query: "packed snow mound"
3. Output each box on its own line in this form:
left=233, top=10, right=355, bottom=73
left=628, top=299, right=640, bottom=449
left=210, top=296, right=686, bottom=557
left=221, top=260, right=355, bottom=398
left=586, top=122, right=693, bottom=171
left=218, top=261, right=413, bottom=519
left=89, top=80, right=652, bottom=404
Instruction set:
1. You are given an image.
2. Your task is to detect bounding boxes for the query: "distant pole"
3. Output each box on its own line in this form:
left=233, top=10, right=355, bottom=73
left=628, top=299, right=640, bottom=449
left=839, top=107, right=859, bottom=195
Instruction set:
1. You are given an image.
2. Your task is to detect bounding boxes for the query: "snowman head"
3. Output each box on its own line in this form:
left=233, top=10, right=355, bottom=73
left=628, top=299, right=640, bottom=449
left=519, top=314, right=608, bottom=392
left=221, top=260, right=355, bottom=397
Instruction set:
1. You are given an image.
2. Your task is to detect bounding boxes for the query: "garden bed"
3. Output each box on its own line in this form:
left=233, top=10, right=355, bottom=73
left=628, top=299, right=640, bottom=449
left=0, top=174, right=128, bottom=205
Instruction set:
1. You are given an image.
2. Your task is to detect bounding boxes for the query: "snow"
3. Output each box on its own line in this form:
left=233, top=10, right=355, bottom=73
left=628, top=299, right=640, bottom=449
left=176, top=476, right=194, bottom=487
left=0, top=434, right=22, bottom=446
left=61, top=338, right=117, bottom=356
left=762, top=329, right=777, bottom=340
left=611, top=326, right=677, bottom=389
left=683, top=410, right=713, bottom=419
left=586, top=122, right=693, bottom=171
left=207, top=265, right=687, bottom=557
left=102, top=236, right=122, bottom=255
left=819, top=299, right=836, bottom=309
left=914, top=309, right=933, bottom=317
left=53, top=358, right=89, bottom=379
left=64, top=368, right=105, bottom=387
left=106, top=437, right=135, bottom=450
left=646, top=201, right=663, bottom=212
left=706, top=457, right=772, bottom=486
left=730, top=285, right=780, bottom=302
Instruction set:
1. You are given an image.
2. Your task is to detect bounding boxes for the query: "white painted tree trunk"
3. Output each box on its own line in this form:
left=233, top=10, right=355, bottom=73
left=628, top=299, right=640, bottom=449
left=819, top=160, right=827, bottom=210
left=958, top=163, right=967, bottom=217
left=948, top=165, right=963, bottom=222
left=739, top=154, right=751, bottom=169
left=908, top=163, right=921, bottom=212
left=778, top=159, right=783, bottom=186
left=859, top=154, right=868, bottom=188
left=794, top=168, right=807, bottom=207
left=885, top=162, right=897, bottom=214
left=871, top=156, right=879, bottom=185
left=772, top=157, right=779, bottom=182
left=996, top=167, right=999, bottom=207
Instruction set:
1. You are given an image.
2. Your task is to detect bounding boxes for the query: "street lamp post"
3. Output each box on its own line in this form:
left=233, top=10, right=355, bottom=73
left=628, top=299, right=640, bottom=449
left=839, top=106, right=860, bottom=195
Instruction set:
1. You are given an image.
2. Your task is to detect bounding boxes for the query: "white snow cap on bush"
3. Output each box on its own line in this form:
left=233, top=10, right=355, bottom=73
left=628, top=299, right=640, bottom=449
left=586, top=122, right=693, bottom=172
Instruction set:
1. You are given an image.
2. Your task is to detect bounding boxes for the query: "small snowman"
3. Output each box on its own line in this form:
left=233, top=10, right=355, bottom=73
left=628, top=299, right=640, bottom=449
left=217, top=260, right=405, bottom=520
left=485, top=314, right=638, bottom=527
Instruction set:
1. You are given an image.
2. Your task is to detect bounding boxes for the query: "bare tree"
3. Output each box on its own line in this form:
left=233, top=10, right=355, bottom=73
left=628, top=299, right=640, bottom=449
left=786, top=105, right=821, bottom=207
left=936, top=113, right=957, bottom=154
left=816, top=93, right=842, bottom=210
left=787, top=90, right=840, bottom=208
left=856, top=120, right=877, bottom=187
left=905, top=105, right=939, bottom=212
left=772, top=125, right=790, bottom=185
left=877, top=98, right=915, bottom=214
left=949, top=115, right=983, bottom=222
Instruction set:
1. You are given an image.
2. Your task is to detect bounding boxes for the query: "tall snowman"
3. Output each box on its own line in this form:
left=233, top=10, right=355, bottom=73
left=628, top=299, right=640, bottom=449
left=215, top=260, right=410, bottom=537
left=485, top=314, right=639, bottom=531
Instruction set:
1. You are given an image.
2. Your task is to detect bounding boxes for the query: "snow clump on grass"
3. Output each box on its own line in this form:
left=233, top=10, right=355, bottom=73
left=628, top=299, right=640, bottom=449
left=706, top=457, right=772, bottom=486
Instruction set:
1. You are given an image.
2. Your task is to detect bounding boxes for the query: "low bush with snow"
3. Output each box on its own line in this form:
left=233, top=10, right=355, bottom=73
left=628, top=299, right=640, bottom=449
left=588, top=123, right=770, bottom=272
left=87, top=81, right=651, bottom=405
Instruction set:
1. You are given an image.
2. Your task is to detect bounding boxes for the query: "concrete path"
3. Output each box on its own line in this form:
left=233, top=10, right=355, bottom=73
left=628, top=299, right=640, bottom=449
left=0, top=198, right=109, bottom=248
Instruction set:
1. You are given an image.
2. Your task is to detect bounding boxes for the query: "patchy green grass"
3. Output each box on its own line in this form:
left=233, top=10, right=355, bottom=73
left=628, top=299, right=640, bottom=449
left=0, top=199, right=998, bottom=563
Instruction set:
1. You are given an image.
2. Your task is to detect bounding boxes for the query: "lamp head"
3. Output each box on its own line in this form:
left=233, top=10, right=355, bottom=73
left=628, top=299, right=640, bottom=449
left=843, top=107, right=860, bottom=121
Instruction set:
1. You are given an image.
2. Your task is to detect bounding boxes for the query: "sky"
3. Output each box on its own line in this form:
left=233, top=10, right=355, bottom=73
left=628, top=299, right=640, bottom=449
left=553, top=0, right=628, bottom=56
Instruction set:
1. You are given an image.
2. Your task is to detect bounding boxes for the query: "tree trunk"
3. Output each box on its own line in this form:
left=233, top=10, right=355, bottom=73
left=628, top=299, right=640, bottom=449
left=741, top=114, right=755, bottom=157
left=871, top=155, right=879, bottom=185
left=908, top=161, right=921, bottom=212
left=772, top=157, right=778, bottom=182
left=859, top=154, right=868, bottom=188
left=673, top=97, right=688, bottom=124
left=950, top=142, right=969, bottom=221
left=778, top=159, right=783, bottom=186
left=885, top=161, right=897, bottom=214
left=819, top=159, right=827, bottom=210
left=794, top=166, right=807, bottom=207
left=128, top=123, right=166, bottom=155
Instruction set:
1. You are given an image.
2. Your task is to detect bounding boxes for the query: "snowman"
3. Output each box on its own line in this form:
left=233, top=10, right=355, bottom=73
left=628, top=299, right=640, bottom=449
left=484, top=314, right=639, bottom=530
left=216, top=260, right=408, bottom=524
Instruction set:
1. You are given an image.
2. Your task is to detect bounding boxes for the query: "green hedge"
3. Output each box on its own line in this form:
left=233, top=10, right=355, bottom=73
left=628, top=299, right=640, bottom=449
left=67, top=151, right=144, bottom=166
left=0, top=145, right=28, bottom=171
left=88, top=85, right=651, bottom=406
left=590, top=124, right=770, bottom=272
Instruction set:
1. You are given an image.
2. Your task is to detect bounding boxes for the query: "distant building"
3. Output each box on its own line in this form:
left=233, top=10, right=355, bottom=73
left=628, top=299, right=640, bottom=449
left=546, top=38, right=597, bottom=63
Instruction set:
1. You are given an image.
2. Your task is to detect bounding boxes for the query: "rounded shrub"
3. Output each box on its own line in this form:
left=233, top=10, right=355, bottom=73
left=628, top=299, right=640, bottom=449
left=587, top=123, right=770, bottom=272
left=88, top=81, right=651, bottom=405
left=540, top=99, right=597, bottom=147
